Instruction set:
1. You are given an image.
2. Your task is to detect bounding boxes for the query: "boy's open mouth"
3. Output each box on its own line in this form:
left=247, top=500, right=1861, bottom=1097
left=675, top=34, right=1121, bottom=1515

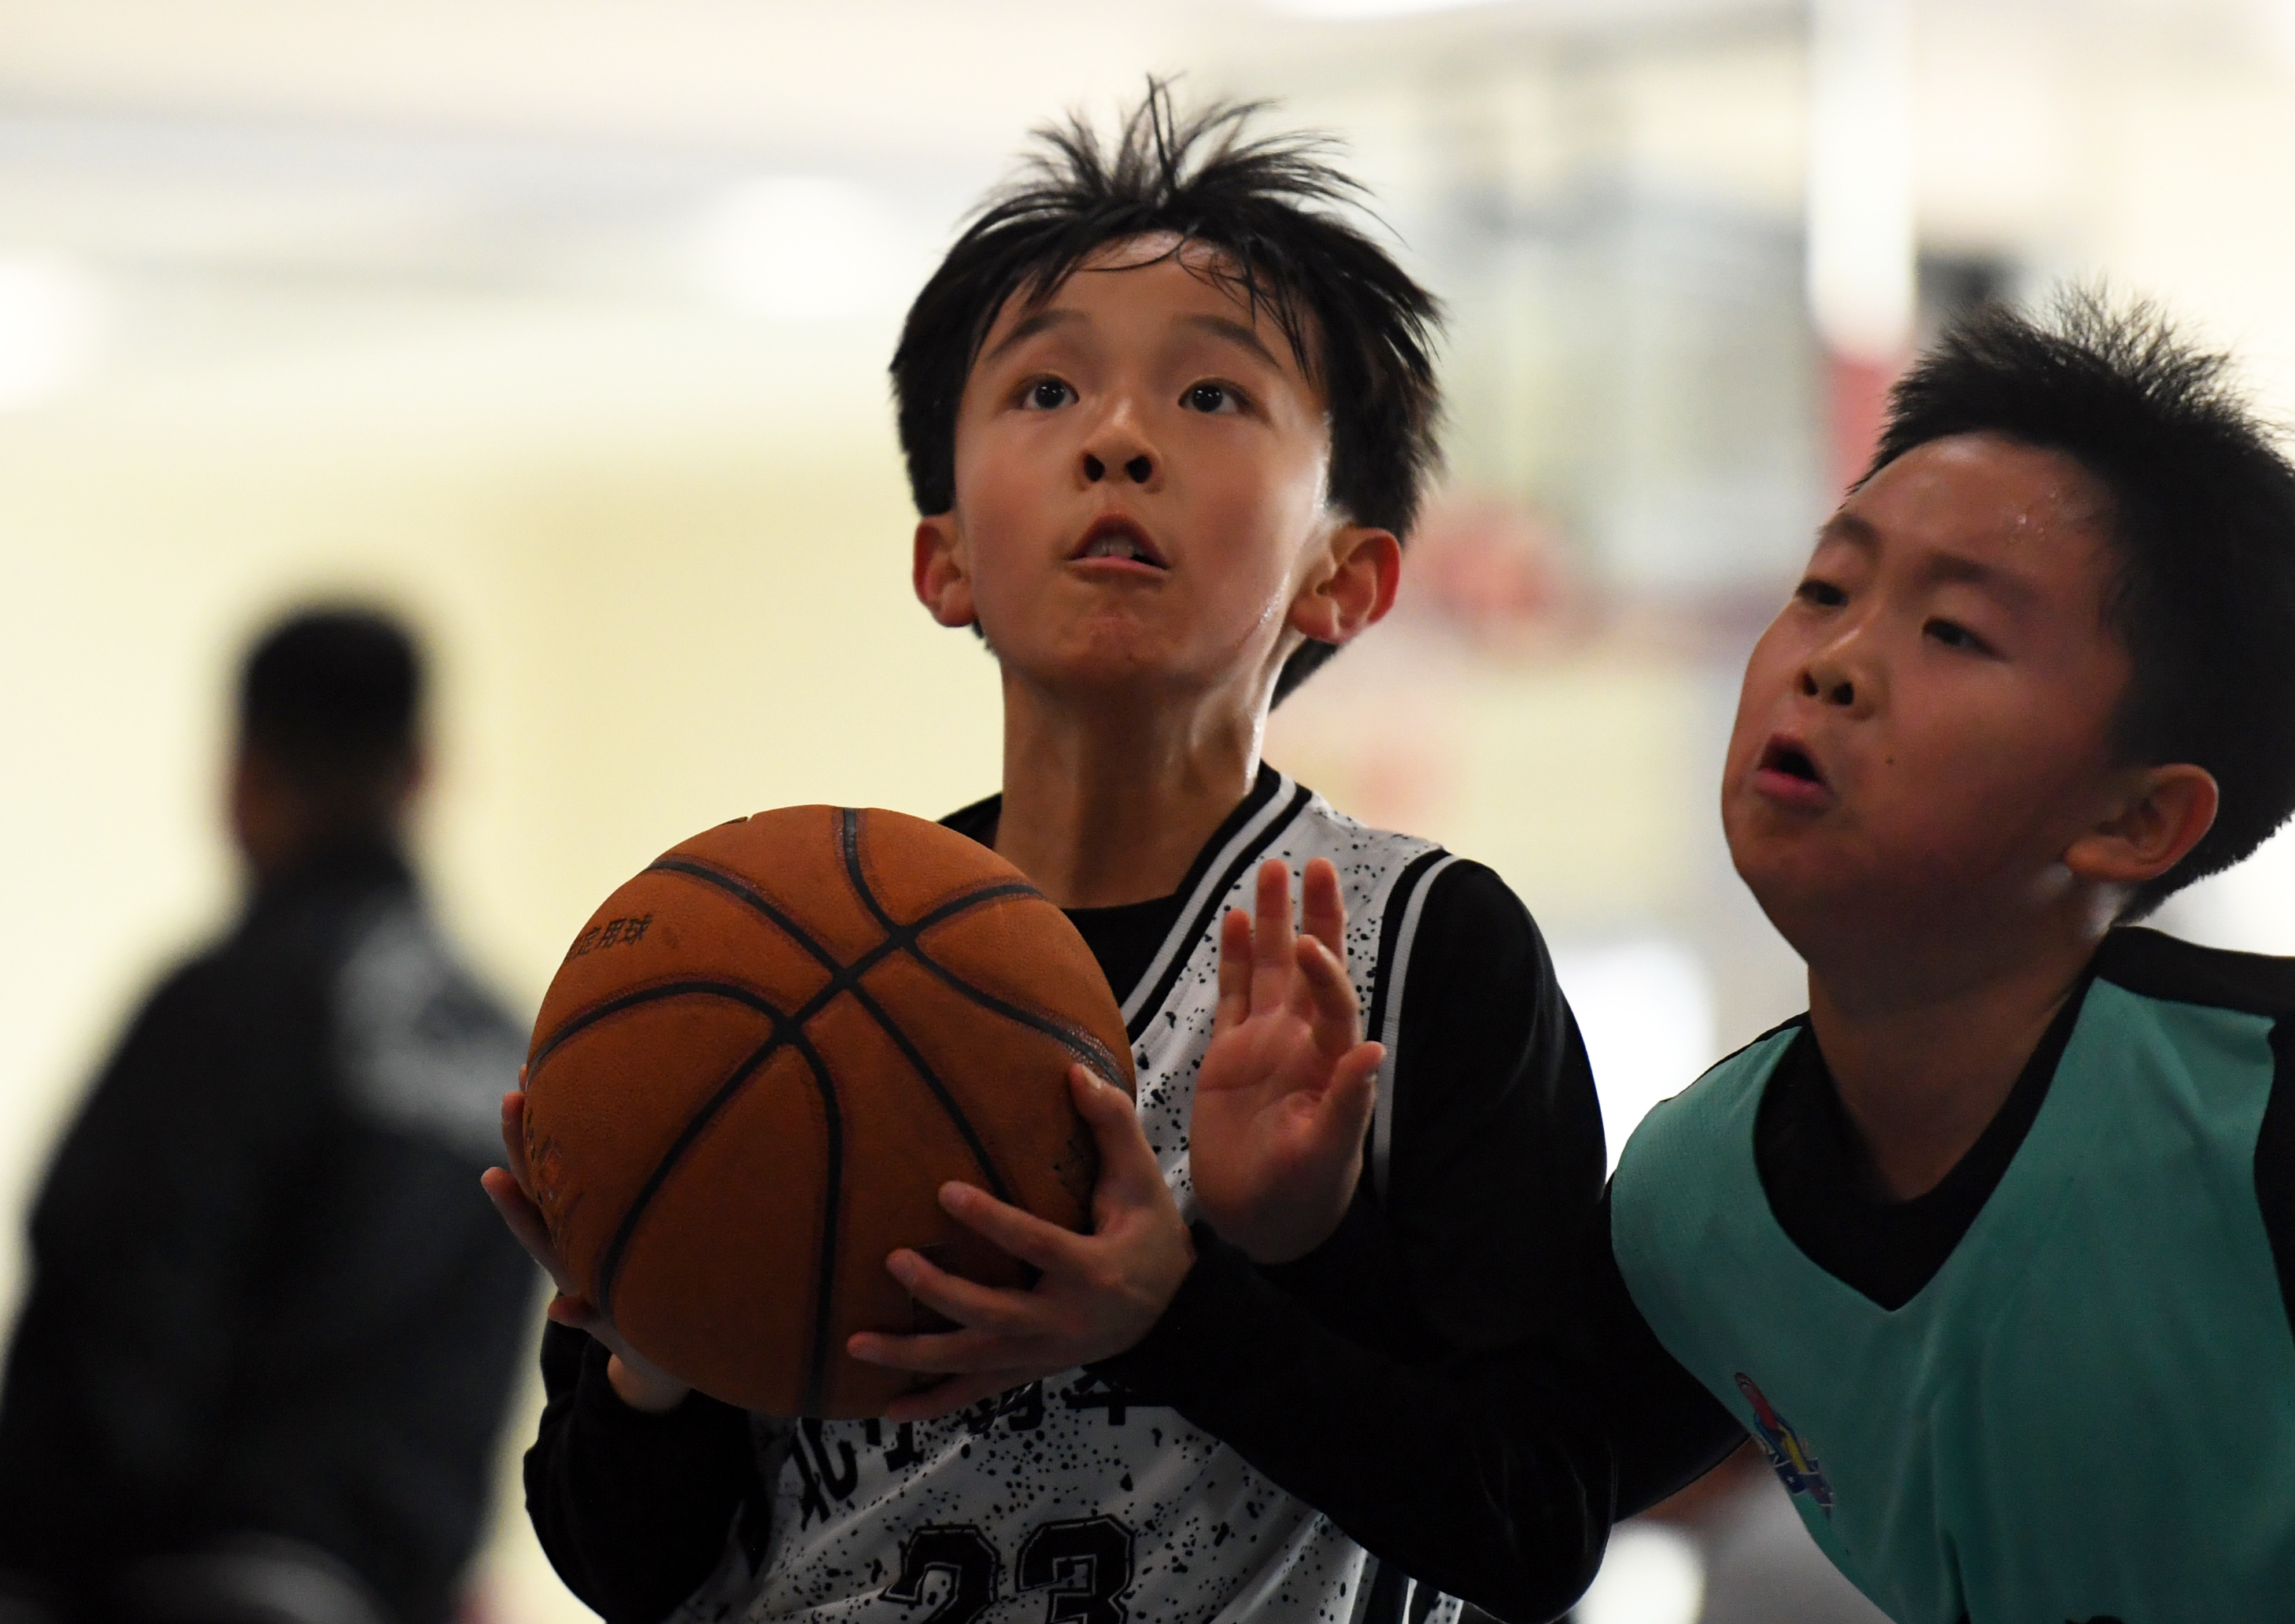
left=1758, top=736, right=1828, bottom=788
left=1071, top=515, right=1169, bottom=570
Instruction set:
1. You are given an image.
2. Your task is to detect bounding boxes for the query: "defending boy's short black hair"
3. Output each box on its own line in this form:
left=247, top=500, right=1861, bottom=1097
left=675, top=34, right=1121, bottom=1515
left=890, top=82, right=1443, bottom=701
left=1868, top=290, right=2295, bottom=917
left=240, top=606, right=422, bottom=790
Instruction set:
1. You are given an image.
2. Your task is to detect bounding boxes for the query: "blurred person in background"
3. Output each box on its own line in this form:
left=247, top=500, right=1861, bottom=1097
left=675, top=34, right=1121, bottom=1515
left=0, top=608, right=538, bottom=1624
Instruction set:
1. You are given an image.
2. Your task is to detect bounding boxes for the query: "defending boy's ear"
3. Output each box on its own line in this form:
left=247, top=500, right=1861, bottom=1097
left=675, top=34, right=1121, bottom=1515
left=1285, top=526, right=1402, bottom=648
left=2063, top=762, right=2220, bottom=886
left=914, top=515, right=976, bottom=629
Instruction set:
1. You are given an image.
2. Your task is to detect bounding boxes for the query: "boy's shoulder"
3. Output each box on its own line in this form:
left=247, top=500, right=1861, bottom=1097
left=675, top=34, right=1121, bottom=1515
left=1282, top=784, right=1548, bottom=979
left=2091, top=925, right=2295, bottom=1020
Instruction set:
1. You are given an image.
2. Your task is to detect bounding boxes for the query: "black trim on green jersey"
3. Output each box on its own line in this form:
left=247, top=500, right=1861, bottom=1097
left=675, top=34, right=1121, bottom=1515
left=1754, top=972, right=2090, bottom=1312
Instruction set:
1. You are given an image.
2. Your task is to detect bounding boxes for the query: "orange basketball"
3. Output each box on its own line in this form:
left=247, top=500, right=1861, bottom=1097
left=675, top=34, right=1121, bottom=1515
left=521, top=806, right=1133, bottom=1418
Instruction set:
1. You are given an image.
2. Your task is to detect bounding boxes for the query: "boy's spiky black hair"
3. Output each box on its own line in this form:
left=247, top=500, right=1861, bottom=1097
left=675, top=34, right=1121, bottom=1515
left=1868, top=290, right=2295, bottom=918
left=889, top=81, right=1443, bottom=702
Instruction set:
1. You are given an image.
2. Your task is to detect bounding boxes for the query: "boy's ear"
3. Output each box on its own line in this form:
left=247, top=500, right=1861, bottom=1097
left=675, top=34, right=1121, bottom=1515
left=1287, top=526, right=1401, bottom=648
left=913, top=515, right=976, bottom=629
left=2064, top=762, right=2219, bottom=888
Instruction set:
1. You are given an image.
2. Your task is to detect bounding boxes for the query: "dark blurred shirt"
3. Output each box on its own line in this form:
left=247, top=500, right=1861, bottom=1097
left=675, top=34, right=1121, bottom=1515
left=0, top=841, right=539, bottom=1624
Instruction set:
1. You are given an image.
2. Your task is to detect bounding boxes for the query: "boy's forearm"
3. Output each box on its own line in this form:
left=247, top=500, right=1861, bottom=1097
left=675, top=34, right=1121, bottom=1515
left=1096, top=1228, right=1613, bottom=1624
left=526, top=1326, right=756, bottom=1623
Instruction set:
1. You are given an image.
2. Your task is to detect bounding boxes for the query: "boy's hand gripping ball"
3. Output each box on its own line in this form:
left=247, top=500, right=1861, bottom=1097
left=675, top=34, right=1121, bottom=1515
left=521, top=806, right=1135, bottom=1418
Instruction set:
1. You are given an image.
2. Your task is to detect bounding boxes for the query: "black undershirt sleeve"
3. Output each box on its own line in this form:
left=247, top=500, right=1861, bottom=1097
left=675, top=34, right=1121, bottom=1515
left=1572, top=1195, right=1746, bottom=1516
left=1380, top=862, right=1608, bottom=1350
left=523, top=1323, right=756, bottom=1624
left=1099, top=1201, right=1738, bottom=1623
left=1255, top=861, right=1603, bottom=1359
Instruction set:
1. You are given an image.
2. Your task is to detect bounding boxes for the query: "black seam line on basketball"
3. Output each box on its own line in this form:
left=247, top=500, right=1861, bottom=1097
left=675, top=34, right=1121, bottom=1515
left=527, top=980, right=795, bottom=1080
left=839, top=806, right=900, bottom=932
left=583, top=921, right=1003, bottom=1316
left=830, top=806, right=1051, bottom=946
left=587, top=859, right=1037, bottom=1326
left=833, top=810, right=1051, bottom=1206
left=649, top=857, right=848, bottom=976
left=589, top=1012, right=848, bottom=1408
left=649, top=855, right=1039, bottom=993
left=899, top=947, right=1127, bottom=1088
left=630, top=858, right=1033, bottom=1180
left=591, top=1013, right=795, bottom=1318
left=803, top=1024, right=844, bottom=1417
left=839, top=976, right=1018, bottom=1208
left=649, top=852, right=1036, bottom=1202
left=1125, top=780, right=1316, bottom=1044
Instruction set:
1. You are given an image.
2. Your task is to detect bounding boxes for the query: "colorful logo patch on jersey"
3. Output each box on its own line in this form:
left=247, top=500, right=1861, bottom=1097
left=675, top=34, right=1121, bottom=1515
left=1735, top=1372, right=1835, bottom=1518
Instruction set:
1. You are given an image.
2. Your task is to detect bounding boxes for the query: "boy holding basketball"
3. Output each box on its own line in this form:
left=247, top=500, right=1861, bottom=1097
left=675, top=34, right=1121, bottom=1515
left=869, top=296, right=2295, bottom=1620
left=490, top=87, right=1608, bottom=1624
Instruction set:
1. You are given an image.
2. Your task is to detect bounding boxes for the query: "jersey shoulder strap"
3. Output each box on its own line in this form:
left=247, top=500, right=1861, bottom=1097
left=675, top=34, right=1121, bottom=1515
left=1361, top=846, right=1462, bottom=1202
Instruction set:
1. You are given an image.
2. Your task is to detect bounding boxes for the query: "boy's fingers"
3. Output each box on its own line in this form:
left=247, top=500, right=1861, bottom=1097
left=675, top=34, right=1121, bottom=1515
left=1287, top=1041, right=1380, bottom=1156
left=1251, top=859, right=1297, bottom=1002
left=887, top=1248, right=1048, bottom=1335
left=499, top=1090, right=533, bottom=1192
left=480, top=1166, right=580, bottom=1297
left=1301, top=858, right=1347, bottom=964
left=1323, top=1042, right=1383, bottom=1138
left=846, top=1325, right=1036, bottom=1375
left=544, top=1291, right=606, bottom=1334
left=1295, top=938, right=1364, bottom=1054
left=1212, top=908, right=1253, bottom=1035
left=938, top=1181, right=1086, bottom=1276
left=1069, top=1065, right=1164, bottom=1206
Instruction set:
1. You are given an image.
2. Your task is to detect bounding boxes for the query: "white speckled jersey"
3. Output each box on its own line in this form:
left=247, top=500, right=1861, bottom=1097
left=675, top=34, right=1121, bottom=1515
left=671, top=773, right=1463, bottom=1624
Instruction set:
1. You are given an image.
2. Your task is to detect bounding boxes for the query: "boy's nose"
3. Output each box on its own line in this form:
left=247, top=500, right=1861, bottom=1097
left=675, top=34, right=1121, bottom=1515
left=1082, top=452, right=1155, bottom=484
left=1800, top=668, right=1856, bottom=707
left=1797, top=640, right=1882, bottom=714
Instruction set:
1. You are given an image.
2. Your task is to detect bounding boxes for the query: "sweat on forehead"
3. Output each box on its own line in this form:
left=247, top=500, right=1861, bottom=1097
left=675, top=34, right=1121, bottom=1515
left=1852, top=435, right=2113, bottom=549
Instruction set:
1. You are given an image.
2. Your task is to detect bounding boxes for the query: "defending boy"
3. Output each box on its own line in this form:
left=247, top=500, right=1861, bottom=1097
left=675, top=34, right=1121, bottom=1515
left=486, top=90, right=1609, bottom=1624
left=863, top=296, right=2295, bottom=1622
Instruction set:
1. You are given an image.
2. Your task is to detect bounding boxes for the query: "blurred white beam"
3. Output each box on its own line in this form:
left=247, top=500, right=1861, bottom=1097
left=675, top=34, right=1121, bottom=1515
left=1806, top=0, right=1915, bottom=361
left=0, top=254, right=105, bottom=409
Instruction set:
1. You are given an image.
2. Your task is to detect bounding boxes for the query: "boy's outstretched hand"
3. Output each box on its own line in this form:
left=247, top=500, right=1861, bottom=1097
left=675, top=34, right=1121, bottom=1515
left=1191, top=856, right=1381, bottom=1263
left=481, top=1079, right=693, bottom=1415
left=848, top=1063, right=1195, bottom=1420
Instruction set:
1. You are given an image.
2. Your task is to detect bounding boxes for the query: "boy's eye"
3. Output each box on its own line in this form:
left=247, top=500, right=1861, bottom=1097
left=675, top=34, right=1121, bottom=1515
left=1795, top=578, right=1846, bottom=608
left=1182, top=382, right=1242, bottom=415
left=1022, top=378, right=1076, bottom=411
left=1925, top=618, right=1991, bottom=655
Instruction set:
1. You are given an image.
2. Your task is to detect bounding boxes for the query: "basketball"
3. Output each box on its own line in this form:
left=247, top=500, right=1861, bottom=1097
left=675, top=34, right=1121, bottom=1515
left=520, top=805, right=1133, bottom=1419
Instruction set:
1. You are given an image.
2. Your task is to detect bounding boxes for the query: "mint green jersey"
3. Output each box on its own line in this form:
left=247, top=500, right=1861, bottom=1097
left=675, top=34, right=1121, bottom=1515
left=1611, top=930, right=2295, bottom=1622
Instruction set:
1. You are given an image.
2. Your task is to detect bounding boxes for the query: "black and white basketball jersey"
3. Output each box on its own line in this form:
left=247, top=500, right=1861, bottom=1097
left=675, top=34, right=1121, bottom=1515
left=673, top=772, right=1462, bottom=1624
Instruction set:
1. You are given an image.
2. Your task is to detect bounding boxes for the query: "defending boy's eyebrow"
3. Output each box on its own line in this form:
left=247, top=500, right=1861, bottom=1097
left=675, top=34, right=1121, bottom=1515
left=1817, top=511, right=1879, bottom=548
left=1818, top=511, right=2038, bottom=603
